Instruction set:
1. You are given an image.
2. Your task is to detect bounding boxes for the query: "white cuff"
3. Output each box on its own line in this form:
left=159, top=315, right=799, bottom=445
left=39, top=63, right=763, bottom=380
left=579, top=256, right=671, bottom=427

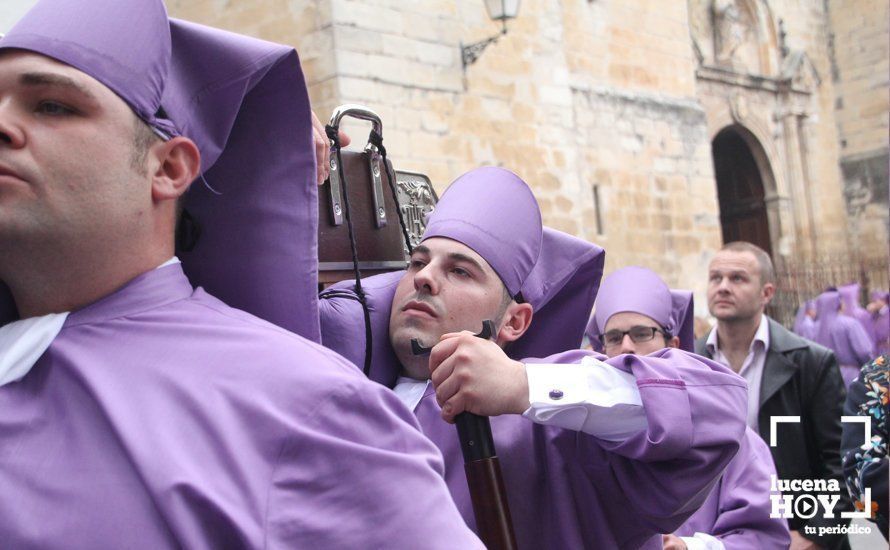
left=681, top=533, right=725, bottom=550
left=522, top=356, right=647, bottom=441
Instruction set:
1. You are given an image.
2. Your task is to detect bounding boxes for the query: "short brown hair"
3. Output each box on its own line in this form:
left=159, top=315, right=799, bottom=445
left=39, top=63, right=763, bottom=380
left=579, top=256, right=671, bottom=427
left=130, top=114, right=159, bottom=175
left=129, top=115, right=188, bottom=227
left=719, top=241, right=775, bottom=286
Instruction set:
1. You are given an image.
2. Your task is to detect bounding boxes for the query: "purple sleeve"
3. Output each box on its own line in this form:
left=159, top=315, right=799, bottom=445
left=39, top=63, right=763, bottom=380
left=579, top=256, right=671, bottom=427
left=846, top=318, right=877, bottom=366
left=528, top=348, right=749, bottom=534
left=265, top=375, right=483, bottom=548
left=708, top=430, right=791, bottom=549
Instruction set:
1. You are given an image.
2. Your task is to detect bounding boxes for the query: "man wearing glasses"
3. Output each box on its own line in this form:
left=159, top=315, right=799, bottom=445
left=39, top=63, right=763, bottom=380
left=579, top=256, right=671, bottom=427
left=589, top=266, right=790, bottom=549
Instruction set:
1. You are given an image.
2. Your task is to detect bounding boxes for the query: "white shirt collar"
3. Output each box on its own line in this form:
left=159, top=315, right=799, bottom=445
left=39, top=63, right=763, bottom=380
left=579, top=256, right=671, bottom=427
left=0, top=256, right=181, bottom=388
left=0, top=311, right=69, bottom=387
left=707, top=314, right=770, bottom=355
left=159, top=256, right=180, bottom=268
left=392, top=376, right=430, bottom=412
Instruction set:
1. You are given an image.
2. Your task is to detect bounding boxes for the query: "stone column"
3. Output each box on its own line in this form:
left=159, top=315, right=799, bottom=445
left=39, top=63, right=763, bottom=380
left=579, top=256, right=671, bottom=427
left=777, top=106, right=809, bottom=261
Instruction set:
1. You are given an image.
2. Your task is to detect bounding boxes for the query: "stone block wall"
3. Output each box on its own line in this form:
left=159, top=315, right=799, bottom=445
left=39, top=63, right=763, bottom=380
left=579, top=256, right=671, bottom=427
left=0, top=0, right=870, bottom=313
left=828, top=0, right=890, bottom=258
left=165, top=0, right=721, bottom=302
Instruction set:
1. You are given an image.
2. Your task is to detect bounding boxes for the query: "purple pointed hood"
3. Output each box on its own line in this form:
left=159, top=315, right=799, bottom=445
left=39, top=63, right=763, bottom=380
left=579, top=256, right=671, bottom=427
left=585, top=267, right=693, bottom=352
left=421, top=167, right=542, bottom=298
left=814, top=288, right=875, bottom=368
left=812, top=290, right=841, bottom=349
left=510, top=228, right=605, bottom=359
left=839, top=283, right=863, bottom=314
left=669, top=290, right=695, bottom=353
left=0, top=0, right=174, bottom=136
left=592, top=266, right=674, bottom=332
left=0, top=0, right=319, bottom=341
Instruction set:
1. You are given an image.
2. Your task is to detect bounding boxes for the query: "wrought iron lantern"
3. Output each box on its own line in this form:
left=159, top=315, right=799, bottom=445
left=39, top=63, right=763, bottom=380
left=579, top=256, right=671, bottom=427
left=461, top=0, right=521, bottom=69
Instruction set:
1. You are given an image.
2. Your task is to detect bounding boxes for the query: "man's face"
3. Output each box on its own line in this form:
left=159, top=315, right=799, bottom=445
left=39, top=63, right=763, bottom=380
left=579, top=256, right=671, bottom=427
left=707, top=250, right=773, bottom=322
left=0, top=51, right=150, bottom=253
left=602, top=311, right=673, bottom=357
left=390, top=237, right=508, bottom=379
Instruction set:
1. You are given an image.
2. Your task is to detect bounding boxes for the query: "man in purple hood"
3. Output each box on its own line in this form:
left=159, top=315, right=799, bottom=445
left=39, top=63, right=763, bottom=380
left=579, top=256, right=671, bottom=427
left=588, top=267, right=789, bottom=549
left=812, top=289, right=875, bottom=387
left=839, top=283, right=877, bottom=346
left=320, top=167, right=749, bottom=549
left=0, top=0, right=482, bottom=547
left=868, top=291, right=890, bottom=355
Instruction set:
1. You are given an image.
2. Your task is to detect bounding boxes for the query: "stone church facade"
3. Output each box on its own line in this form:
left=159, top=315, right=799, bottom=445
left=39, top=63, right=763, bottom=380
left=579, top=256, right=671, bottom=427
left=5, top=1, right=882, bottom=318
left=164, top=0, right=887, bottom=317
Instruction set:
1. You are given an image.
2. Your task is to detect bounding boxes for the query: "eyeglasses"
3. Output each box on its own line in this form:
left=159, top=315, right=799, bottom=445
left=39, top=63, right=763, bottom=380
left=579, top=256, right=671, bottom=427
left=600, top=326, right=667, bottom=348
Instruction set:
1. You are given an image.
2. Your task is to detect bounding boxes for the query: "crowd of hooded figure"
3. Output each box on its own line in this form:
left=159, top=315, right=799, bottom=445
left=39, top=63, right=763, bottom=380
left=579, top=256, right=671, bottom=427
left=0, top=1, right=888, bottom=550
left=793, top=288, right=889, bottom=387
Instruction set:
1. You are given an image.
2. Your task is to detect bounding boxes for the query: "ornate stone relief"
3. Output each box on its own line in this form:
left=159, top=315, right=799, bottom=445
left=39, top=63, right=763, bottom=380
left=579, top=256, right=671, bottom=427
left=691, top=0, right=782, bottom=76
left=712, top=0, right=759, bottom=72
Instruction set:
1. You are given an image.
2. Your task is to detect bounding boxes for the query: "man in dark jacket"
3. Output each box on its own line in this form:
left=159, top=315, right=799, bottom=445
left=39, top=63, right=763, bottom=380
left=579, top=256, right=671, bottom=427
left=696, top=241, right=852, bottom=550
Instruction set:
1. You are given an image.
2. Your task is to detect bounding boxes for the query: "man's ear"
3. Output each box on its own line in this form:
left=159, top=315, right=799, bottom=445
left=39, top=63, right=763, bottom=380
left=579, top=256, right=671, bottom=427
left=498, top=302, right=534, bottom=344
left=150, top=137, right=201, bottom=203
left=761, top=282, right=776, bottom=307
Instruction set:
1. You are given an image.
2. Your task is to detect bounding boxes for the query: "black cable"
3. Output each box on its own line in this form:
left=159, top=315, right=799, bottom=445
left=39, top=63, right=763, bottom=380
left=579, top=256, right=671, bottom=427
left=326, top=124, right=373, bottom=378
left=369, top=129, right=413, bottom=256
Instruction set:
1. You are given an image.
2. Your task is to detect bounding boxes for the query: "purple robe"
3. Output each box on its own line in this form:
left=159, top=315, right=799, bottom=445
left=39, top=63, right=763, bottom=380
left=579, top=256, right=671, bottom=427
left=870, top=291, right=889, bottom=355
left=839, top=284, right=877, bottom=347
left=796, top=315, right=817, bottom=341
left=793, top=301, right=817, bottom=341
left=814, top=290, right=875, bottom=387
left=874, top=306, right=890, bottom=356
left=673, top=428, right=790, bottom=548
left=0, top=265, right=481, bottom=549
left=320, top=245, right=748, bottom=548
left=397, top=348, right=747, bottom=549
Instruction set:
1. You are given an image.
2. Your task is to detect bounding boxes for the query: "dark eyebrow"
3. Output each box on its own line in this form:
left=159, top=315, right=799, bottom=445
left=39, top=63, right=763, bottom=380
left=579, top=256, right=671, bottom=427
left=20, top=72, right=97, bottom=102
left=411, top=245, right=487, bottom=274
left=447, top=252, right=486, bottom=274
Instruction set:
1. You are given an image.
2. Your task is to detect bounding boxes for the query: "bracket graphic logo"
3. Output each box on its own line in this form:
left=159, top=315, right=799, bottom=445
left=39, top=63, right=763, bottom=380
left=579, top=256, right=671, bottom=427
left=769, top=415, right=873, bottom=520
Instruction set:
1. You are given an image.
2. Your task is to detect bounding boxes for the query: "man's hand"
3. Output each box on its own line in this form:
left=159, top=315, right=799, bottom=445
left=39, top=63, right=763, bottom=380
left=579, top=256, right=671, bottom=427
left=661, top=534, right=687, bottom=550
left=428, top=331, right=530, bottom=423
left=311, top=110, right=351, bottom=185
left=790, top=530, right=824, bottom=550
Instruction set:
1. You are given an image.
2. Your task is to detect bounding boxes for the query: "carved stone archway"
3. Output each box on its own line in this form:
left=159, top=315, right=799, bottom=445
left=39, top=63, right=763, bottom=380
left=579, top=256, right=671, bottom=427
left=690, top=0, right=821, bottom=262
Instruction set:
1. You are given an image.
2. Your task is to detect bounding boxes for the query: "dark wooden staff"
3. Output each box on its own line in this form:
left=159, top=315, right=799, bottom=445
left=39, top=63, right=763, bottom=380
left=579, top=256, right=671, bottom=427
left=411, top=320, right=518, bottom=550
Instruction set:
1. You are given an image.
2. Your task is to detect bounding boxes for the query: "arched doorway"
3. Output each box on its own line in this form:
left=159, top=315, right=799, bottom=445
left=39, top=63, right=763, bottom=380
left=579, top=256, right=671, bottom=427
left=712, top=126, right=774, bottom=256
